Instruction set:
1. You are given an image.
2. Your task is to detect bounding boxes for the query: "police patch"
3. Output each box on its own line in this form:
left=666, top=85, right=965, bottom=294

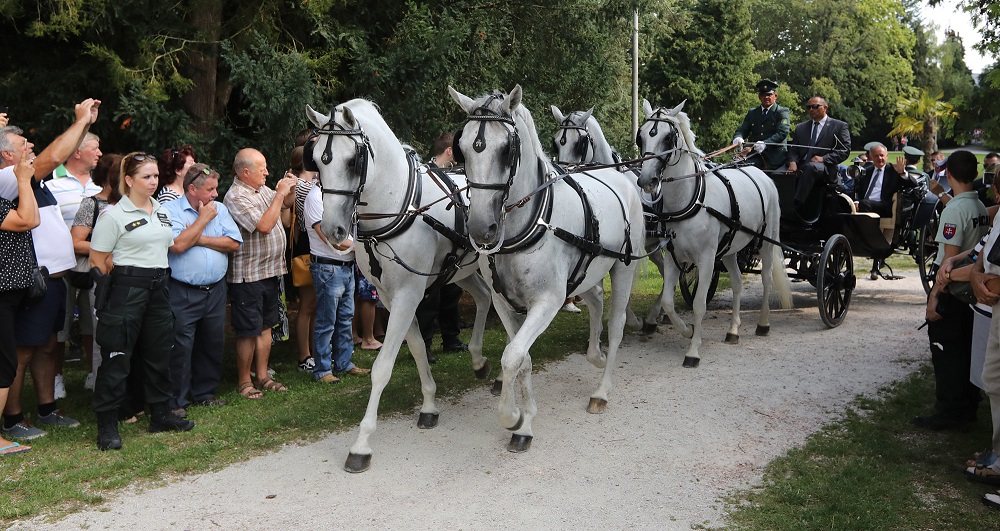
left=125, top=218, right=148, bottom=232
left=942, top=223, right=957, bottom=239
left=156, top=212, right=170, bottom=227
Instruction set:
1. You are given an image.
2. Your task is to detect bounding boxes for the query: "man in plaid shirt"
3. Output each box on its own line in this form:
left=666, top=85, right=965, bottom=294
left=223, top=148, right=297, bottom=399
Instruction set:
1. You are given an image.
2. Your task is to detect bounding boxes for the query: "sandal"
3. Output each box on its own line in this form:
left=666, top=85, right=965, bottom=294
left=984, top=489, right=1000, bottom=510
left=256, top=378, right=288, bottom=393
left=966, top=464, right=1000, bottom=486
left=967, top=449, right=997, bottom=468
left=238, top=382, right=263, bottom=399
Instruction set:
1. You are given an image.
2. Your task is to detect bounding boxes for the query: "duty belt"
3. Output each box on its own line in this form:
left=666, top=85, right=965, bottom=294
left=311, top=254, right=354, bottom=267
left=111, top=266, right=170, bottom=290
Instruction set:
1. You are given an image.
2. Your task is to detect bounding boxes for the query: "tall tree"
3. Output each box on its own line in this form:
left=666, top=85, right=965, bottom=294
left=888, top=89, right=958, bottom=170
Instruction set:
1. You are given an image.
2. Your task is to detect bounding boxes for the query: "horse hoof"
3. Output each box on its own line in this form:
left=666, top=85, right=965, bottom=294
left=344, top=453, right=372, bottom=473
left=474, top=360, right=492, bottom=380
left=682, top=356, right=700, bottom=368
left=507, top=434, right=533, bottom=453
left=491, top=380, right=503, bottom=396
left=755, top=325, right=770, bottom=336
left=725, top=333, right=739, bottom=344
left=641, top=322, right=657, bottom=335
left=417, top=412, right=439, bottom=429
left=586, top=397, right=608, bottom=414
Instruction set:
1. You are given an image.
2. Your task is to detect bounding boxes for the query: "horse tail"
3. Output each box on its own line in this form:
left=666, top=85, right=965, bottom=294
left=770, top=243, right=793, bottom=309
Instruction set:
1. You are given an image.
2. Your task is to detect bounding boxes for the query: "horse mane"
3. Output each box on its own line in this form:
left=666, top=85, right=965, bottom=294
left=337, top=98, right=402, bottom=156
left=471, top=90, right=554, bottom=175
left=668, top=110, right=705, bottom=158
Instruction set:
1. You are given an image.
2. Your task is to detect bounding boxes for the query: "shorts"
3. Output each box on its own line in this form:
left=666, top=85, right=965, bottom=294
left=355, top=267, right=379, bottom=301
left=16, top=275, right=67, bottom=346
left=229, top=277, right=281, bottom=337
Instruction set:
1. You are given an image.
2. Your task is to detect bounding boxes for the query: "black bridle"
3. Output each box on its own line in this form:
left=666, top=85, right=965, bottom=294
left=310, top=111, right=376, bottom=212
left=554, top=115, right=594, bottom=164
left=636, top=108, right=681, bottom=169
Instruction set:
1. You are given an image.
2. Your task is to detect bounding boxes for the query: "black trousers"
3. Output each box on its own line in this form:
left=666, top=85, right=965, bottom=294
left=415, top=283, right=463, bottom=347
left=928, top=292, right=981, bottom=420
left=0, top=288, right=27, bottom=388
left=93, top=281, right=175, bottom=414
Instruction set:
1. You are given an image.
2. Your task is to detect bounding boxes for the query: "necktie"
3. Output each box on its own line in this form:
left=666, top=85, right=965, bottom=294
left=866, top=169, right=881, bottom=200
left=810, top=121, right=821, bottom=146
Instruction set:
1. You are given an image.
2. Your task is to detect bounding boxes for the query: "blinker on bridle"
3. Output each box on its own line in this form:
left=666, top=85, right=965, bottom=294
left=312, top=108, right=376, bottom=208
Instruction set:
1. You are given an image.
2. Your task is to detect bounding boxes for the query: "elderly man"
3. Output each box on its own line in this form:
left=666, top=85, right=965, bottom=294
left=854, top=143, right=910, bottom=217
left=163, top=163, right=241, bottom=416
left=0, top=99, right=100, bottom=440
left=223, top=148, right=296, bottom=399
left=786, top=96, right=851, bottom=207
left=732, top=79, right=790, bottom=172
left=46, top=132, right=103, bottom=399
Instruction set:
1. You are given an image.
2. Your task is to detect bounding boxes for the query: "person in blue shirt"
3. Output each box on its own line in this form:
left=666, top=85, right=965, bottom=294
left=162, top=164, right=242, bottom=415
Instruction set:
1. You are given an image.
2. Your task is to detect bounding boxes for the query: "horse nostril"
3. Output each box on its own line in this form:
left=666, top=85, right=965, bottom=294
left=487, top=223, right=499, bottom=239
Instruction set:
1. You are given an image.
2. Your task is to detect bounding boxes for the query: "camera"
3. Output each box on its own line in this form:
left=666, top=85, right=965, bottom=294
left=846, top=157, right=863, bottom=180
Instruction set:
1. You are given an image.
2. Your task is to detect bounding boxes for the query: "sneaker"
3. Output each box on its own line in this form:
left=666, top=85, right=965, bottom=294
left=316, top=373, right=341, bottom=384
left=84, top=372, right=97, bottom=390
left=170, top=407, right=187, bottom=419
left=54, top=374, right=66, bottom=400
left=2, top=420, right=47, bottom=440
left=36, top=409, right=81, bottom=428
left=298, top=356, right=316, bottom=372
left=561, top=302, right=582, bottom=313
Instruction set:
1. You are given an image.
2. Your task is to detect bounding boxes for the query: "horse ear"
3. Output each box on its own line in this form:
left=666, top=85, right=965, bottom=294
left=551, top=105, right=565, bottom=123
left=581, top=107, right=594, bottom=124
left=305, top=105, right=328, bottom=129
left=667, top=100, right=687, bottom=117
left=507, top=85, right=523, bottom=112
left=342, top=106, right=357, bottom=128
left=449, top=86, right=476, bottom=113
left=642, top=99, right=654, bottom=117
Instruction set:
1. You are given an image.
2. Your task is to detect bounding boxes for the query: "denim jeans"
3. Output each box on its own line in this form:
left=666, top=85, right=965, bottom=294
left=311, top=262, right=356, bottom=378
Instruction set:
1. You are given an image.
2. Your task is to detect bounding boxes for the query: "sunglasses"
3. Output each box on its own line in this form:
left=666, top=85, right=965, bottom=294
left=130, top=152, right=156, bottom=162
left=805, top=104, right=825, bottom=110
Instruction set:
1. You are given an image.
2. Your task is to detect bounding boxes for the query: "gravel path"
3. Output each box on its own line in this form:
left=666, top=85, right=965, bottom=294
left=17, top=273, right=927, bottom=530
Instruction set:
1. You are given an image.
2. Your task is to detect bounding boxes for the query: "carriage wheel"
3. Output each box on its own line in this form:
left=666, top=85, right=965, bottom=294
left=816, top=234, right=855, bottom=328
left=915, top=210, right=939, bottom=295
left=679, top=262, right=721, bottom=309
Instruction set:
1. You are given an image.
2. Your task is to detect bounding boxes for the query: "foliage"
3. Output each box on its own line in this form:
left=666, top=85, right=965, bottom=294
left=750, top=0, right=915, bottom=142
left=888, top=89, right=957, bottom=168
left=641, top=0, right=764, bottom=150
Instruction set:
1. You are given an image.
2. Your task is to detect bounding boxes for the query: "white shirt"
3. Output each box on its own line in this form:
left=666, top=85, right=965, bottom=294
left=303, top=185, right=354, bottom=261
left=867, top=166, right=885, bottom=200
left=45, top=170, right=102, bottom=228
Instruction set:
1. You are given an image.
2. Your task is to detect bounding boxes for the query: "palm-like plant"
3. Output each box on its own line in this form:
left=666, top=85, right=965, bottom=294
left=889, top=89, right=958, bottom=172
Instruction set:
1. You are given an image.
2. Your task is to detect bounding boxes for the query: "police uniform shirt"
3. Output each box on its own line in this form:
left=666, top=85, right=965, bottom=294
left=162, top=195, right=243, bottom=286
left=935, top=191, right=989, bottom=265
left=91, top=195, right=174, bottom=268
left=303, top=185, right=354, bottom=261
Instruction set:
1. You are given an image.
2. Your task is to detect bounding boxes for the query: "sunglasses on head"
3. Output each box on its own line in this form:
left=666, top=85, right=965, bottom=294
left=131, top=153, right=156, bottom=162
left=805, top=104, right=824, bottom=110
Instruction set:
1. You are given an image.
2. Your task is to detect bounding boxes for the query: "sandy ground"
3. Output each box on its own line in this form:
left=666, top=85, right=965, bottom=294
left=16, top=273, right=928, bottom=530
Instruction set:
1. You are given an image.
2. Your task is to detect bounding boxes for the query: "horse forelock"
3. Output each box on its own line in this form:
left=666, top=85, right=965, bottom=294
left=469, top=90, right=554, bottom=176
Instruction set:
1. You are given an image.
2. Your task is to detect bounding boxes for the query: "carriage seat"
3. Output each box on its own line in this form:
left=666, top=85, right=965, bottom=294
left=878, top=192, right=902, bottom=245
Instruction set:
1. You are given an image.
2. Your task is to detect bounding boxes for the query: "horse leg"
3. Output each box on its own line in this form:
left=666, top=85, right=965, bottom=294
left=721, top=254, right=742, bottom=344
left=681, top=258, right=714, bottom=368
left=498, top=302, right=559, bottom=438
left=658, top=259, right=692, bottom=339
left=508, top=356, right=537, bottom=452
left=489, top=297, right=524, bottom=396
left=346, top=290, right=427, bottom=473
left=641, top=245, right=668, bottom=333
left=756, top=242, right=774, bottom=336
left=588, top=262, right=637, bottom=413
left=580, top=285, right=607, bottom=368
left=455, top=275, right=492, bottom=380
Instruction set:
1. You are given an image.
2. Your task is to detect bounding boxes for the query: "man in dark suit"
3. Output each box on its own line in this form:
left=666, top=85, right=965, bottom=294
left=786, top=96, right=851, bottom=205
left=732, top=79, right=790, bottom=172
left=853, top=143, right=912, bottom=217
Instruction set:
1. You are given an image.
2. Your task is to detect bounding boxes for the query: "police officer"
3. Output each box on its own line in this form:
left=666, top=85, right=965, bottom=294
left=732, top=79, right=790, bottom=172
left=89, top=152, right=194, bottom=451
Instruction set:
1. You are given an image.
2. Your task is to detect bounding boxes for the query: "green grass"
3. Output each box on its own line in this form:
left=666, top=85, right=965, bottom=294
left=0, top=259, right=988, bottom=528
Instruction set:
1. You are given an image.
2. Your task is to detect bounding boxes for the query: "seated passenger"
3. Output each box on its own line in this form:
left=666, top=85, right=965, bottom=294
left=785, top=96, right=851, bottom=207
left=853, top=143, right=914, bottom=217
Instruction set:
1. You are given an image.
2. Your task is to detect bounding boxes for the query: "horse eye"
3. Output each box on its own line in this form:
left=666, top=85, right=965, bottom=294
left=345, top=158, right=356, bottom=173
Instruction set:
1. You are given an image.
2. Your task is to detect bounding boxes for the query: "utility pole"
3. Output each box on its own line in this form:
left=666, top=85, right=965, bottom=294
left=632, top=9, right=639, bottom=156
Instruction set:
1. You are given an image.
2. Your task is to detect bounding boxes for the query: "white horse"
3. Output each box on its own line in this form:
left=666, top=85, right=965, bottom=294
left=449, top=85, right=644, bottom=452
left=550, top=106, right=671, bottom=330
left=635, top=100, right=792, bottom=367
left=305, top=100, right=504, bottom=473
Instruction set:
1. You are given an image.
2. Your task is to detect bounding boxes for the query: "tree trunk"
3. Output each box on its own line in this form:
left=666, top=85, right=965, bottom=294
left=183, top=0, right=224, bottom=135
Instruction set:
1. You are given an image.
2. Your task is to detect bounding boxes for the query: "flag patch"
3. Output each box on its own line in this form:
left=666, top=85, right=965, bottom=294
left=943, top=223, right=957, bottom=239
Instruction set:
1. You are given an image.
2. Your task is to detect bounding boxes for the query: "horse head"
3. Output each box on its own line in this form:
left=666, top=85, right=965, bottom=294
left=449, top=84, right=534, bottom=250
left=305, top=102, right=376, bottom=245
left=635, top=99, right=697, bottom=193
left=550, top=106, right=595, bottom=164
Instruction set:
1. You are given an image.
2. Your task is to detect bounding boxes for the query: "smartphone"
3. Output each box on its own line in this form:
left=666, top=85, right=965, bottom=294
left=0, top=106, right=8, bottom=115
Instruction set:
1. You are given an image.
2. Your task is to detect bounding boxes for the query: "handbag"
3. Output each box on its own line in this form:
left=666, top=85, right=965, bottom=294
left=26, top=241, right=47, bottom=305
left=289, top=208, right=313, bottom=287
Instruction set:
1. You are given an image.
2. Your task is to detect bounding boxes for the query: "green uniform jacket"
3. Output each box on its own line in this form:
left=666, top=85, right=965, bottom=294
left=734, top=104, right=790, bottom=170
